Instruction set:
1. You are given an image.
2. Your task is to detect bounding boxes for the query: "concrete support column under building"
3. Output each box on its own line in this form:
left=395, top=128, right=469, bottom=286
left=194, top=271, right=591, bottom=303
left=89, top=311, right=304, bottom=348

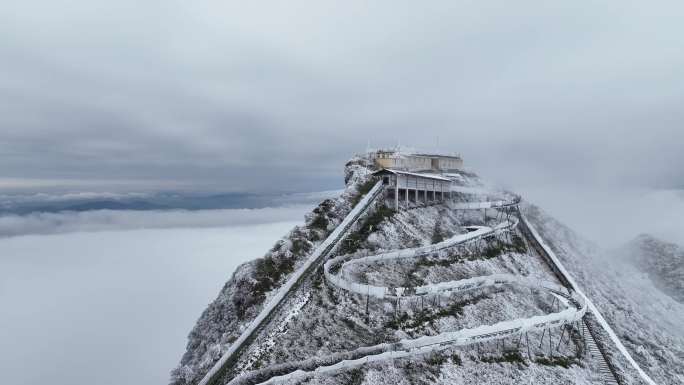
left=394, top=175, right=399, bottom=211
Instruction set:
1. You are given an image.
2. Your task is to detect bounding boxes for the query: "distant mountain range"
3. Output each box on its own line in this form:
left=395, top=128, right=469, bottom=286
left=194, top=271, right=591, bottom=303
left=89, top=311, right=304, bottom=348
left=0, top=190, right=341, bottom=216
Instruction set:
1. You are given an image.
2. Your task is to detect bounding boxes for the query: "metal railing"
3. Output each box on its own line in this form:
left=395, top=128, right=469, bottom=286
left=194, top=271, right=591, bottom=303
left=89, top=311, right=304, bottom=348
left=517, top=212, right=623, bottom=385
left=196, top=181, right=384, bottom=385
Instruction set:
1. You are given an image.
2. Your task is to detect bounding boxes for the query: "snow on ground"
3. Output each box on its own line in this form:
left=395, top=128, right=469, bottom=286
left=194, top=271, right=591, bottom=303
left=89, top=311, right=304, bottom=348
left=177, top=162, right=683, bottom=385
left=237, top=292, right=312, bottom=375
left=351, top=250, right=548, bottom=288
left=523, top=203, right=684, bottom=385
left=290, top=344, right=600, bottom=385
left=436, top=354, right=599, bottom=385
left=172, top=160, right=375, bottom=385
left=237, top=201, right=597, bottom=384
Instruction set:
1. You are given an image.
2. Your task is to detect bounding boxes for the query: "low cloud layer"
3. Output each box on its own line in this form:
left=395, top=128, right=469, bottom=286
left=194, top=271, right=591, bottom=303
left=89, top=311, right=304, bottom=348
left=2, top=1, right=683, bottom=192
left=0, top=205, right=313, bottom=238
left=0, top=221, right=300, bottom=385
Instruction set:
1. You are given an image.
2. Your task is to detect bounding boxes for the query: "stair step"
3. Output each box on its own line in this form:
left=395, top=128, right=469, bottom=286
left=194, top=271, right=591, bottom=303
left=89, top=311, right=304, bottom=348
left=582, top=323, right=621, bottom=385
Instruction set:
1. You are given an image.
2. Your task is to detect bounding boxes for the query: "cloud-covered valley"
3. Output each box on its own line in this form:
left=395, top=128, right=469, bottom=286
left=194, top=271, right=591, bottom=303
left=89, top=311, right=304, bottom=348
left=0, top=206, right=313, bottom=237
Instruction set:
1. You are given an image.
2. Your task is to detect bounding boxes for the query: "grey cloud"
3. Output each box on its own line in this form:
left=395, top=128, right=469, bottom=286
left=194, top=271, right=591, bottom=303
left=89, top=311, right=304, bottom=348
left=1, top=0, right=683, bottom=192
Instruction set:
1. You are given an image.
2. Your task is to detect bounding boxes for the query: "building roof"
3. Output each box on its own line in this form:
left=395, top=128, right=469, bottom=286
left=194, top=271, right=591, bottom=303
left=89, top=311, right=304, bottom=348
left=371, top=148, right=462, bottom=160
left=372, top=168, right=452, bottom=182
left=412, top=153, right=463, bottom=160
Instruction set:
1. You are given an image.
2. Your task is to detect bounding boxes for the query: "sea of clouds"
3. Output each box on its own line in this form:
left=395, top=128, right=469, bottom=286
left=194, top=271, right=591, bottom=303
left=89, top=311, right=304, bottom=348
left=0, top=205, right=313, bottom=237
left=0, top=206, right=308, bottom=385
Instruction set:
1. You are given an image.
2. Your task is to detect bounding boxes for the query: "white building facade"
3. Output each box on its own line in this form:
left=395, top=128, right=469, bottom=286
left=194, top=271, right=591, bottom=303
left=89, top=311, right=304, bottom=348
left=370, top=150, right=463, bottom=172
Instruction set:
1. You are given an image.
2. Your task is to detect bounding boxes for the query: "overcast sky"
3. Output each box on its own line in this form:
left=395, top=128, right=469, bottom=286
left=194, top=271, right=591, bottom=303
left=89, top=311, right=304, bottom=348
left=1, top=5, right=683, bottom=384
left=2, top=1, right=683, bottom=193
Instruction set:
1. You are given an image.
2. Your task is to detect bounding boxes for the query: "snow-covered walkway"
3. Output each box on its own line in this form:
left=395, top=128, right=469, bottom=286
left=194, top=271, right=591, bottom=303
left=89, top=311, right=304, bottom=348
left=521, top=215, right=657, bottom=385
left=197, top=182, right=385, bottom=385
left=229, top=196, right=592, bottom=385
left=220, top=188, right=654, bottom=385
left=324, top=218, right=517, bottom=299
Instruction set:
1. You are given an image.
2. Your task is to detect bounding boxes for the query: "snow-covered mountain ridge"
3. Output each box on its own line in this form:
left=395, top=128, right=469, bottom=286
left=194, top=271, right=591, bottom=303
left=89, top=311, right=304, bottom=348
left=621, top=234, right=684, bottom=304
left=523, top=205, right=684, bottom=384
left=170, top=158, right=374, bottom=385
left=172, top=157, right=683, bottom=385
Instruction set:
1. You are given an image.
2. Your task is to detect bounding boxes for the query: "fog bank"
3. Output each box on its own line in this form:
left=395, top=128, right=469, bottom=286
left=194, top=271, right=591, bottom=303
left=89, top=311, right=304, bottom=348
left=519, top=186, right=684, bottom=248
left=0, top=221, right=300, bottom=385
left=0, top=205, right=313, bottom=238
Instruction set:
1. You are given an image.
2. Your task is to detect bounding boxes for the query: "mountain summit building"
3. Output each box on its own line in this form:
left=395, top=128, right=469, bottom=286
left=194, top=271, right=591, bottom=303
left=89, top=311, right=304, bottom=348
left=368, top=149, right=463, bottom=210
left=370, top=149, right=463, bottom=172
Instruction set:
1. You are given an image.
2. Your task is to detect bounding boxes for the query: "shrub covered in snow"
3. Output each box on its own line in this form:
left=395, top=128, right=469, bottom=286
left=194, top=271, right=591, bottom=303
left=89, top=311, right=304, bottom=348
left=170, top=160, right=375, bottom=385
